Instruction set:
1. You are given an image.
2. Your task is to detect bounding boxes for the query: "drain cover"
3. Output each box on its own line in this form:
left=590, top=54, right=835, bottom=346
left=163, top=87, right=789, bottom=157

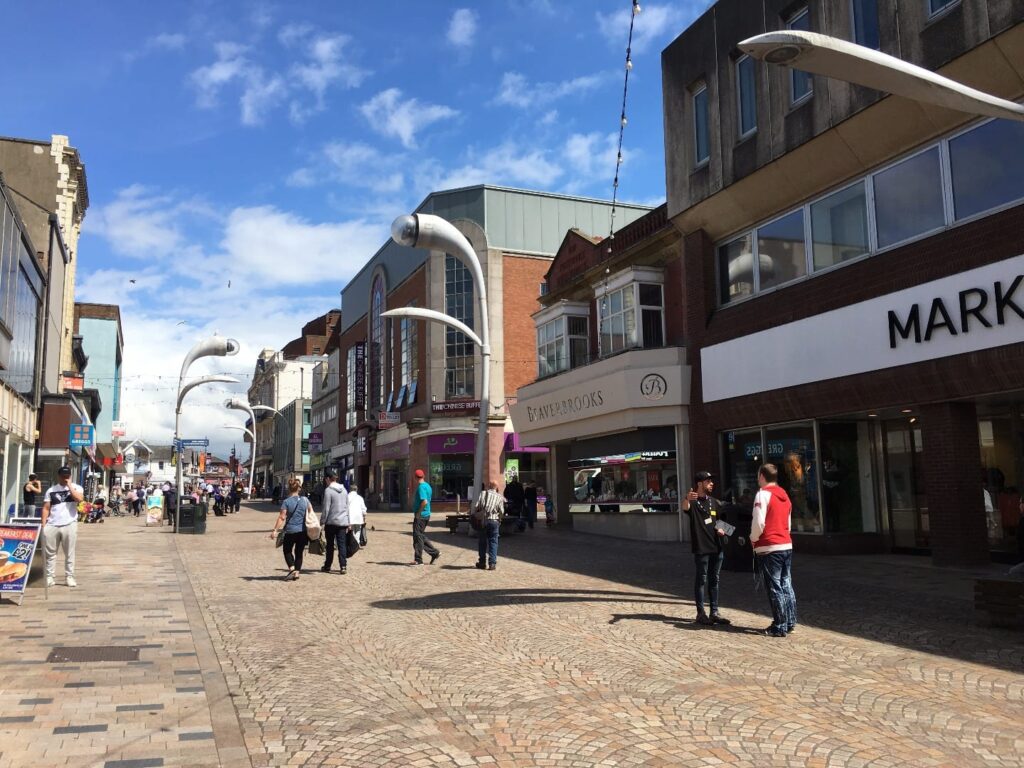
left=47, top=646, right=140, bottom=663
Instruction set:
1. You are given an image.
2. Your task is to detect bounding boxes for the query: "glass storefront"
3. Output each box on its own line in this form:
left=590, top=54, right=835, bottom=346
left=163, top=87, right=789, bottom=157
left=568, top=451, right=678, bottom=513
left=721, top=420, right=879, bottom=536
left=379, top=460, right=408, bottom=510
left=506, top=453, right=549, bottom=492
left=429, top=455, right=474, bottom=502
left=977, top=402, right=1024, bottom=553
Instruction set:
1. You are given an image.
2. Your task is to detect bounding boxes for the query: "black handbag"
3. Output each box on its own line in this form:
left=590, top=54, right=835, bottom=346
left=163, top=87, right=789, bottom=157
left=358, top=525, right=368, bottom=546
left=345, top=528, right=361, bottom=557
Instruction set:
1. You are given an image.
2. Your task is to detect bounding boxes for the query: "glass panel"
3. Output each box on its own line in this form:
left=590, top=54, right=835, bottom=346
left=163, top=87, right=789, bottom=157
left=950, top=119, right=1024, bottom=221
left=569, top=336, right=588, bottom=369
left=978, top=412, right=1021, bottom=553
left=788, top=10, right=813, bottom=102
left=757, top=210, right=806, bottom=290
left=609, top=289, right=622, bottom=314
left=623, top=307, right=637, bottom=347
left=641, top=308, right=663, bottom=349
left=819, top=421, right=877, bottom=533
left=720, top=430, right=763, bottom=512
left=874, top=147, right=944, bottom=247
left=693, top=87, right=709, bottom=164
left=736, top=55, right=757, bottom=135
left=811, top=182, right=869, bottom=270
left=718, top=233, right=754, bottom=304
left=567, top=316, right=588, bottom=336
left=884, top=421, right=927, bottom=548
left=851, top=0, right=880, bottom=48
left=610, top=314, right=624, bottom=352
left=929, top=0, right=959, bottom=15
left=765, top=423, right=821, bottom=533
left=638, top=283, right=662, bottom=307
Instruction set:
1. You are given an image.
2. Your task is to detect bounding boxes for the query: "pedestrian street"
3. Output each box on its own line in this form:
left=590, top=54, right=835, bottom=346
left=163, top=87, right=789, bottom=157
left=1, top=506, right=1022, bottom=768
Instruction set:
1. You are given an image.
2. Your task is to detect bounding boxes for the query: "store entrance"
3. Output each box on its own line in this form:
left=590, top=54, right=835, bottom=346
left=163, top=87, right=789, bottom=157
left=882, top=420, right=929, bottom=551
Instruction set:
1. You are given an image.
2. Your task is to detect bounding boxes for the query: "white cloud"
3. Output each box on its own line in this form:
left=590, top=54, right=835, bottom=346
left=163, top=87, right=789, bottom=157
left=240, top=74, right=286, bottom=125
left=596, top=4, right=687, bottom=51
left=287, top=141, right=406, bottom=194
left=359, top=88, right=458, bottom=148
left=83, top=185, right=189, bottom=258
left=495, top=71, right=606, bottom=109
left=540, top=109, right=559, bottom=125
left=123, top=32, right=187, bottom=63
left=440, top=142, right=563, bottom=190
left=564, top=131, right=624, bottom=184
left=447, top=9, right=478, bottom=48
left=190, top=42, right=250, bottom=109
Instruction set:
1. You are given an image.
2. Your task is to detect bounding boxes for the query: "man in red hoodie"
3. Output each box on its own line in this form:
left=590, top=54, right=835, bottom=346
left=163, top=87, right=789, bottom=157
left=751, top=463, right=797, bottom=638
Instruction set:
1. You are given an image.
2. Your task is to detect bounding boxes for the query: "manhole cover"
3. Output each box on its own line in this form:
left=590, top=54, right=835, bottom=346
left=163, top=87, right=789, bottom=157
left=47, top=646, right=140, bottom=663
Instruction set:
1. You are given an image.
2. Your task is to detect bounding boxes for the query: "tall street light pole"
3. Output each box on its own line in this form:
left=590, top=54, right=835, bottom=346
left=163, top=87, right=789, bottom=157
left=221, top=424, right=256, bottom=492
left=250, top=404, right=284, bottom=495
left=389, top=213, right=491, bottom=500
left=175, top=335, right=240, bottom=532
left=739, top=31, right=1024, bottom=121
left=225, top=397, right=257, bottom=497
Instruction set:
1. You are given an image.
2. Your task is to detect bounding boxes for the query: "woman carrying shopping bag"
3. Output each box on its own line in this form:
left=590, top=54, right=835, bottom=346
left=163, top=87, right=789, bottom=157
left=269, top=477, right=311, bottom=581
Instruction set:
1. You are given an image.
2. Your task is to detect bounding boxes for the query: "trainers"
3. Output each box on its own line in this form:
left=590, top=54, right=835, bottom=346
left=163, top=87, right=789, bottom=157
left=66, top=576, right=77, bottom=588
left=696, top=613, right=714, bottom=626
left=763, top=626, right=787, bottom=638
left=786, top=625, right=796, bottom=634
left=710, top=613, right=731, bottom=626
left=429, top=552, right=440, bottom=565
left=475, top=562, right=487, bottom=570
left=340, top=567, right=347, bottom=575
left=488, top=564, right=496, bottom=570
left=320, top=566, right=331, bottom=573
left=46, top=577, right=55, bottom=588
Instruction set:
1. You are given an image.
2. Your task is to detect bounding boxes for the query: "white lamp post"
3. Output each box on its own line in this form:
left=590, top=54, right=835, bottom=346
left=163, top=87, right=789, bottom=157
left=738, top=31, right=1024, bottom=121
left=225, top=397, right=257, bottom=497
left=220, top=424, right=256, bottom=492
left=175, top=335, right=240, bottom=531
left=250, top=404, right=284, bottom=494
left=388, top=213, right=491, bottom=500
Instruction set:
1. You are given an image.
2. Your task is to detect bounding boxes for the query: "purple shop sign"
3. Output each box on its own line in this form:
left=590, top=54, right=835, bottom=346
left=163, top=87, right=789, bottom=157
left=427, top=433, right=476, bottom=454
left=376, top=438, right=410, bottom=460
left=504, top=433, right=549, bottom=454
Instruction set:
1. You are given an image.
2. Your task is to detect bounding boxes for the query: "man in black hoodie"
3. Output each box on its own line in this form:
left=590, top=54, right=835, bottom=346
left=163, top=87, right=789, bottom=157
left=682, top=471, right=730, bottom=626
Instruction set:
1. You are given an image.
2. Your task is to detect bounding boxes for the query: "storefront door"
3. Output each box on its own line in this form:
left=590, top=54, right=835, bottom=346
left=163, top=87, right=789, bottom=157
left=382, top=463, right=407, bottom=511
left=883, top=420, right=928, bottom=550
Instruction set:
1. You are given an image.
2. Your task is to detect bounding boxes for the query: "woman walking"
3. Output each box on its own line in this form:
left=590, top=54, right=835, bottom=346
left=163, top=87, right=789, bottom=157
left=270, top=477, right=310, bottom=581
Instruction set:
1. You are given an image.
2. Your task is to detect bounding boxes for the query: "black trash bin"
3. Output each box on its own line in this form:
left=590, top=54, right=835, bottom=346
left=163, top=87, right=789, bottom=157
left=177, top=499, right=208, bottom=534
left=721, top=503, right=753, bottom=572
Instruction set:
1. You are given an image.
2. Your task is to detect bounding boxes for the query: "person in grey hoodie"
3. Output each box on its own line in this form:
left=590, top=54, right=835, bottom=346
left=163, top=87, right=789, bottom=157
left=319, top=469, right=350, bottom=574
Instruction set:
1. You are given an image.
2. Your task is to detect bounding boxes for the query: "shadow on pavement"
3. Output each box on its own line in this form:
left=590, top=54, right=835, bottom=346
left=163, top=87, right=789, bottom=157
left=371, top=587, right=687, bottom=611
left=419, top=521, right=1024, bottom=673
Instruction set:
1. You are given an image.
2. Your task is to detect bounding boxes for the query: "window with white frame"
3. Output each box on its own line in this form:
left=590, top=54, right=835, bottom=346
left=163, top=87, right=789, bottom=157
left=715, top=115, right=1024, bottom=306
left=400, top=302, right=418, bottom=388
left=534, top=304, right=589, bottom=378
left=445, top=254, right=475, bottom=397
left=736, top=55, right=756, bottom=138
left=693, top=84, right=709, bottom=166
left=596, top=269, right=665, bottom=357
left=787, top=8, right=813, bottom=104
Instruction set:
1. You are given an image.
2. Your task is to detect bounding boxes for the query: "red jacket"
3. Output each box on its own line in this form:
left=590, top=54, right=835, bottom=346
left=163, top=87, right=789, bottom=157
left=751, top=484, right=793, bottom=553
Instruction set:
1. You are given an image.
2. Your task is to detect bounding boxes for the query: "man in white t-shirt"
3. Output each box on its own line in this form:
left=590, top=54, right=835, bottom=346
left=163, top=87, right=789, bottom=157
left=41, top=466, right=85, bottom=588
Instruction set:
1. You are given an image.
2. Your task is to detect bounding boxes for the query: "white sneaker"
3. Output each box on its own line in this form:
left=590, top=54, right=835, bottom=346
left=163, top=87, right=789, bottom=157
left=46, top=577, right=55, bottom=588
left=66, top=576, right=77, bottom=588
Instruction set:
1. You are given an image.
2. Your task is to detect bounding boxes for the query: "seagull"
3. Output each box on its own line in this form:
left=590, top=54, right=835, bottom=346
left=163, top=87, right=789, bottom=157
left=129, top=279, right=136, bottom=284
left=176, top=320, right=187, bottom=326
left=227, top=280, right=231, bottom=288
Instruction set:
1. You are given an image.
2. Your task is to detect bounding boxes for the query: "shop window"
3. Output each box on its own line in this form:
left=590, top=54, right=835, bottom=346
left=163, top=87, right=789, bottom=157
left=445, top=254, right=475, bottom=398
left=569, top=452, right=678, bottom=512
left=720, top=430, right=763, bottom=511
left=851, top=0, right=880, bottom=48
left=718, top=233, right=754, bottom=304
left=787, top=8, right=813, bottom=104
left=757, top=210, right=806, bottom=291
left=949, top=119, right=1024, bottom=221
left=736, top=55, right=756, bottom=138
left=873, top=147, right=945, bottom=248
left=765, top=423, right=820, bottom=533
left=977, top=411, right=1022, bottom=553
left=819, top=421, right=877, bottom=533
left=810, top=182, right=869, bottom=271
left=693, top=84, right=709, bottom=166
left=430, top=456, right=473, bottom=501
left=928, top=0, right=959, bottom=17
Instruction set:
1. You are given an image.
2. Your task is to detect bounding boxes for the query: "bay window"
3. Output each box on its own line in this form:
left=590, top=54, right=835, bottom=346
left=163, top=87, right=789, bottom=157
left=535, top=303, right=589, bottom=378
left=596, top=268, right=665, bottom=358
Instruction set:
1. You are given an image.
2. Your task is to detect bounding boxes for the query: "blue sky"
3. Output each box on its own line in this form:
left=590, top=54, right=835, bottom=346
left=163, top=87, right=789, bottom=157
left=2, top=0, right=706, bottom=456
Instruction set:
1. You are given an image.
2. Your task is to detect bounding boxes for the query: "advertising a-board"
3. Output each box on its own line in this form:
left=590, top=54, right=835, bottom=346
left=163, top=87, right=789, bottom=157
left=0, top=524, right=42, bottom=604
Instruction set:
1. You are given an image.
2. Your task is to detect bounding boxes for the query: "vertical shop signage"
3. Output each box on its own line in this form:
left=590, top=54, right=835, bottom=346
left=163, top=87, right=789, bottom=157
left=354, top=342, right=366, bottom=411
left=504, top=458, right=520, bottom=483
left=0, top=524, right=42, bottom=605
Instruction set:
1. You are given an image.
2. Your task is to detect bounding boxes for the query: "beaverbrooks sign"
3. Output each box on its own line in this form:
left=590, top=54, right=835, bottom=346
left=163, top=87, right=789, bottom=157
left=525, top=390, right=605, bottom=424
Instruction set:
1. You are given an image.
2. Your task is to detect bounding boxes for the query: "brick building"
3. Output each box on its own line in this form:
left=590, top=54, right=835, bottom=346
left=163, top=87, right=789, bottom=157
left=661, top=0, right=1024, bottom=564
left=334, top=185, right=651, bottom=510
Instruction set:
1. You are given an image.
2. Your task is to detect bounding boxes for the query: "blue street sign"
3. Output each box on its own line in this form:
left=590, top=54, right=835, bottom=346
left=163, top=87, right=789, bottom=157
left=69, top=424, right=94, bottom=447
left=176, top=438, right=210, bottom=448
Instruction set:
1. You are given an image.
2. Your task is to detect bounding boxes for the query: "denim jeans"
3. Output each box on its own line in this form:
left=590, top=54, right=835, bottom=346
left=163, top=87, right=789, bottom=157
left=693, top=551, right=723, bottom=615
left=324, top=524, right=347, bottom=571
left=757, top=550, right=797, bottom=632
left=477, top=519, right=500, bottom=566
left=412, top=515, right=439, bottom=562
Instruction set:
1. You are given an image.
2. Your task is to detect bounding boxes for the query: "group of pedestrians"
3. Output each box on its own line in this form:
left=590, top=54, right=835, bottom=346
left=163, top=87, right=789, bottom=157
left=684, top=463, right=798, bottom=638
left=269, top=470, right=367, bottom=581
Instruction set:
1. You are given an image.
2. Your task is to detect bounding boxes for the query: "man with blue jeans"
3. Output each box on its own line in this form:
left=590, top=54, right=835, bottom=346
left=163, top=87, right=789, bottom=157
left=751, top=463, right=797, bottom=638
left=412, top=469, right=440, bottom=565
left=683, top=471, right=730, bottom=625
left=474, top=481, right=504, bottom=570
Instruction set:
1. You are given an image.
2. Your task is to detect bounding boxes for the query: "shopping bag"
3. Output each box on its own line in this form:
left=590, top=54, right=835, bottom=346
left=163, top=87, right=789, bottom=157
left=308, top=529, right=326, bottom=556
left=345, top=528, right=361, bottom=558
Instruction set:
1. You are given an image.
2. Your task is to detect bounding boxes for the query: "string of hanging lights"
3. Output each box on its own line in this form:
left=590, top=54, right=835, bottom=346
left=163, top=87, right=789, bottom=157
left=607, top=0, right=642, bottom=254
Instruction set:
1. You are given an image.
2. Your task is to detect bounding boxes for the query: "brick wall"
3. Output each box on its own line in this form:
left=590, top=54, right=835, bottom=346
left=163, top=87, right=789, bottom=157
left=502, top=254, right=550, bottom=396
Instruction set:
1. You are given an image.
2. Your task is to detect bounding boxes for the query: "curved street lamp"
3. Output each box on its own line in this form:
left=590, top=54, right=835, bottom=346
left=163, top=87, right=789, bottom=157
left=175, top=335, right=240, bottom=531
left=249, top=404, right=286, bottom=494
left=225, top=397, right=257, bottom=497
left=221, top=424, right=256, bottom=494
left=390, top=213, right=491, bottom=500
left=739, top=31, right=1024, bottom=122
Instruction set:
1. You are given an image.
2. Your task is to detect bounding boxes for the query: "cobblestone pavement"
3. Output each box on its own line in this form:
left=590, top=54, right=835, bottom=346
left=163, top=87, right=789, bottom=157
left=3, top=506, right=1023, bottom=767
left=0, top=514, right=251, bottom=768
